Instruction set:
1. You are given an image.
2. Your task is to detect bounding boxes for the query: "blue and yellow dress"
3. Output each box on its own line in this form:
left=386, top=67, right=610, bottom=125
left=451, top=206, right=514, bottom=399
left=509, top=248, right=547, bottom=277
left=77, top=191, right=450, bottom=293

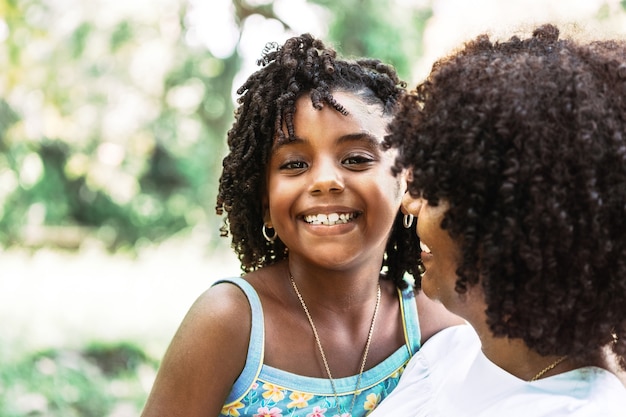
left=216, top=277, right=421, bottom=417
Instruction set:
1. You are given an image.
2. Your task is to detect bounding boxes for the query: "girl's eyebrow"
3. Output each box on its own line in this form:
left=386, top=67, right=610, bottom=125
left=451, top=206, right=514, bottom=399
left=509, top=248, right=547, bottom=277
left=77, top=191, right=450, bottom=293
left=337, top=132, right=381, bottom=149
left=271, top=132, right=381, bottom=154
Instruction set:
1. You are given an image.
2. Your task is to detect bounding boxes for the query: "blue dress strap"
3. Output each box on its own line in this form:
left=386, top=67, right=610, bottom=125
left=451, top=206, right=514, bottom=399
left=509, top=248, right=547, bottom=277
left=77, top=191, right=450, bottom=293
left=399, top=284, right=421, bottom=354
left=212, top=277, right=265, bottom=404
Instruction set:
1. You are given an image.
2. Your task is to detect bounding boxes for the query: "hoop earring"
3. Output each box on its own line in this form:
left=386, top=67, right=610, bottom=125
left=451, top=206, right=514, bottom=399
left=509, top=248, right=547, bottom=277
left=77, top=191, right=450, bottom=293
left=403, top=214, right=414, bottom=229
left=262, top=224, right=277, bottom=243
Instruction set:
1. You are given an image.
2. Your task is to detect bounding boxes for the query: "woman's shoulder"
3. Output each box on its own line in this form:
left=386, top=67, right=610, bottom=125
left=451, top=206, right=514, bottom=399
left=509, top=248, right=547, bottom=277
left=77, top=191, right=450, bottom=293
left=573, top=367, right=626, bottom=413
left=416, top=324, right=479, bottom=365
left=490, top=368, right=626, bottom=417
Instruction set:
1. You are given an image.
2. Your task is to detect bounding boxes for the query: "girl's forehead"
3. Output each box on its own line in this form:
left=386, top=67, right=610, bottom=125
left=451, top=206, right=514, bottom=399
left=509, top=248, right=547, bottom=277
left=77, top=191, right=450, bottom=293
left=331, top=90, right=384, bottom=112
left=294, top=91, right=385, bottom=121
left=272, top=89, right=389, bottom=147
left=297, top=94, right=387, bottom=131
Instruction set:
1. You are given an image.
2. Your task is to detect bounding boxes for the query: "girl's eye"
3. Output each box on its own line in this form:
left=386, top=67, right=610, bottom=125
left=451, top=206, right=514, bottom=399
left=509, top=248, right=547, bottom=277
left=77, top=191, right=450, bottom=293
left=280, top=160, right=308, bottom=170
left=343, top=154, right=376, bottom=167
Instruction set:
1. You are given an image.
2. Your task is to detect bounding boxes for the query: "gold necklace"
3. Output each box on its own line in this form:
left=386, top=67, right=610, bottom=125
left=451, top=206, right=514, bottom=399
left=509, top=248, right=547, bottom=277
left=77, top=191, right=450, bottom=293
left=290, top=275, right=381, bottom=416
left=530, top=355, right=568, bottom=381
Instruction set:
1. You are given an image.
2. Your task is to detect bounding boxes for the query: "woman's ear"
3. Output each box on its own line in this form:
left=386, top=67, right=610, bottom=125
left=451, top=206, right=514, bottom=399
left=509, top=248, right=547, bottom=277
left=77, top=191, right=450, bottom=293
left=403, top=171, right=409, bottom=192
left=404, top=167, right=413, bottom=184
left=399, top=168, right=413, bottom=216
left=400, top=168, right=412, bottom=194
left=261, top=194, right=272, bottom=227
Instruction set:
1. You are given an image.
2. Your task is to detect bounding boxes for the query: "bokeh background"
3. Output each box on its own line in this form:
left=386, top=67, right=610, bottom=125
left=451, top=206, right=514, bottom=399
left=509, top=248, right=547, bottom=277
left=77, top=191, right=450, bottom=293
left=1, top=0, right=625, bottom=415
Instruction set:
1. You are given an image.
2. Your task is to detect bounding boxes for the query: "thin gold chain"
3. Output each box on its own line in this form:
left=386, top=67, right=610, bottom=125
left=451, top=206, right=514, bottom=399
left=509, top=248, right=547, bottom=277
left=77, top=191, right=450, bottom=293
left=290, top=275, right=381, bottom=416
left=530, top=355, right=568, bottom=381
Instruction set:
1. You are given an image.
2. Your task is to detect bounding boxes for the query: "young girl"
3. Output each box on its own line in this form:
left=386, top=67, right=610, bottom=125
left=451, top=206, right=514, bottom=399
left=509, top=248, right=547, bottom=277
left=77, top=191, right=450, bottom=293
left=140, top=34, right=461, bottom=417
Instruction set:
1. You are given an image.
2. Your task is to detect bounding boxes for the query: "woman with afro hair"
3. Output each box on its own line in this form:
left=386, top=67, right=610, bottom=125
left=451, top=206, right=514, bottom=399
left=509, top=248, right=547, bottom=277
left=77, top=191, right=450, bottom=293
left=369, top=24, right=626, bottom=416
left=141, top=34, right=462, bottom=417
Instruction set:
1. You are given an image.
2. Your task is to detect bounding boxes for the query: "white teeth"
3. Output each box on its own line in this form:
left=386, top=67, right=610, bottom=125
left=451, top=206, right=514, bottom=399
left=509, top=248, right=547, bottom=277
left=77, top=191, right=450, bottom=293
left=304, top=212, right=355, bottom=225
left=420, top=241, right=432, bottom=254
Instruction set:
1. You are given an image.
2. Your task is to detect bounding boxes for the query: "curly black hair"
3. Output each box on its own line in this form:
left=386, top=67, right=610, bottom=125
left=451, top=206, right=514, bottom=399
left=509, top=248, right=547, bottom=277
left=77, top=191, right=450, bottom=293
left=385, top=24, right=626, bottom=368
left=216, top=33, right=417, bottom=288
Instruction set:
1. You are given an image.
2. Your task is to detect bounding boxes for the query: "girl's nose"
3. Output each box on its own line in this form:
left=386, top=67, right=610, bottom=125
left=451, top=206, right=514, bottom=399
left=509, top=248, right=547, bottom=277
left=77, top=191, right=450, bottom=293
left=402, top=191, right=424, bottom=217
left=309, top=159, right=344, bottom=194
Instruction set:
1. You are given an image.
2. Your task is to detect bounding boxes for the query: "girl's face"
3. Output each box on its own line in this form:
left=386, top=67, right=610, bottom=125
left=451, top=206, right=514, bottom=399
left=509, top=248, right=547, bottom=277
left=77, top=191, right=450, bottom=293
left=264, top=91, right=405, bottom=270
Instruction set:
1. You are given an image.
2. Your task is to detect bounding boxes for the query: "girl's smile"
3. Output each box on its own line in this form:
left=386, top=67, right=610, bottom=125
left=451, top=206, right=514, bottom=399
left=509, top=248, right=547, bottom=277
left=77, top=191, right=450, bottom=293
left=302, top=211, right=360, bottom=225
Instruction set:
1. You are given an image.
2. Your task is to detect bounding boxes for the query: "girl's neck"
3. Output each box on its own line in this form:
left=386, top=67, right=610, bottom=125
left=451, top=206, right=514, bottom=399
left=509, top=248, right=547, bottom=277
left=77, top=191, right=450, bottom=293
left=285, top=257, right=382, bottom=310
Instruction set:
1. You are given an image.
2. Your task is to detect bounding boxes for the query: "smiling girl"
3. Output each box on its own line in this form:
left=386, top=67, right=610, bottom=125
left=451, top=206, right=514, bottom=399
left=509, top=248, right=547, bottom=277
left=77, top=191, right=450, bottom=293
left=140, top=34, right=461, bottom=417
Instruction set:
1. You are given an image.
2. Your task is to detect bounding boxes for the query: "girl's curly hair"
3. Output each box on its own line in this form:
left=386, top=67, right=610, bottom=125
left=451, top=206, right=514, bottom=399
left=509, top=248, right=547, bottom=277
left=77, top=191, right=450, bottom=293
left=386, top=24, right=626, bottom=368
left=216, top=33, right=416, bottom=288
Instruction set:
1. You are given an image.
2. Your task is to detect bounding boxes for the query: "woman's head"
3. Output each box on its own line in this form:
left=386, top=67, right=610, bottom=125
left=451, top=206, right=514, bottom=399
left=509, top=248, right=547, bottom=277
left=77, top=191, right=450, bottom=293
left=217, top=34, right=416, bottom=286
left=387, top=24, right=626, bottom=365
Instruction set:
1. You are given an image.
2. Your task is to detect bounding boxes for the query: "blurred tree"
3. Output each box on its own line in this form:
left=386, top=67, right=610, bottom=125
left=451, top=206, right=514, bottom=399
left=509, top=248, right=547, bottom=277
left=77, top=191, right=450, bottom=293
left=310, top=0, right=432, bottom=81
left=0, top=0, right=236, bottom=250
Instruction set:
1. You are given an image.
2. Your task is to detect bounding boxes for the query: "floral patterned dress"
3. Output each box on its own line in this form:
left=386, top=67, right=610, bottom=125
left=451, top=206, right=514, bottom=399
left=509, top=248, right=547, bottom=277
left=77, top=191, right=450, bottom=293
left=215, top=277, right=421, bottom=417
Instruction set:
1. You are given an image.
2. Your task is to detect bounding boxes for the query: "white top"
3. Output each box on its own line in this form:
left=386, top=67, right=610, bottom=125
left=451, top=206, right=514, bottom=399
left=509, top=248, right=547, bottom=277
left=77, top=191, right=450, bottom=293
left=369, top=325, right=626, bottom=417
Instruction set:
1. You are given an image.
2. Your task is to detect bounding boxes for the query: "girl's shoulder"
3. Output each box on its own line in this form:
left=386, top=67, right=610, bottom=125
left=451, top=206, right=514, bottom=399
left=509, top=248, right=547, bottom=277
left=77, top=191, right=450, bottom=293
left=206, top=264, right=284, bottom=314
left=200, top=276, right=255, bottom=317
left=141, top=278, right=254, bottom=416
